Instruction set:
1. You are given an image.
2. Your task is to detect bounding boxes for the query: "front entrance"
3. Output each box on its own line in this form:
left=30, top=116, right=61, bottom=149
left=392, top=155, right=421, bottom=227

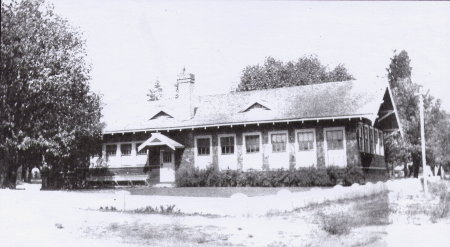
left=159, top=150, right=175, bottom=182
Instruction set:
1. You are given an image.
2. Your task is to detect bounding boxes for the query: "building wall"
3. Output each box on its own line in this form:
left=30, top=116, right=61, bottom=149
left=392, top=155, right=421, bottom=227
left=95, top=119, right=386, bottom=171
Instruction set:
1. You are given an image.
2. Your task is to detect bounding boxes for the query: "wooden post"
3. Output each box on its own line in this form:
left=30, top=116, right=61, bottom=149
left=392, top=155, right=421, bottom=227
left=419, top=94, right=428, bottom=194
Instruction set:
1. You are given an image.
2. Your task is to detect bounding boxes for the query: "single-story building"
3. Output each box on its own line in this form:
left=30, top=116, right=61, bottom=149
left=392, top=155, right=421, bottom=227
left=89, top=70, right=401, bottom=185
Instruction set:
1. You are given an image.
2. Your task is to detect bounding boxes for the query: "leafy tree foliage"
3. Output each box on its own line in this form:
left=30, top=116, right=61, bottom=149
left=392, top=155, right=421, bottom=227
left=1, top=0, right=103, bottom=188
left=146, top=80, right=163, bottom=101
left=237, top=56, right=354, bottom=91
left=385, top=50, right=450, bottom=177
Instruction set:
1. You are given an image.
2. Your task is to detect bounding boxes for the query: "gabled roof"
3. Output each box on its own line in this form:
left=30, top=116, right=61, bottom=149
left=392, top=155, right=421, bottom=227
left=138, top=133, right=184, bottom=151
left=104, top=79, right=395, bottom=133
left=150, top=110, right=174, bottom=120
left=240, top=101, right=272, bottom=112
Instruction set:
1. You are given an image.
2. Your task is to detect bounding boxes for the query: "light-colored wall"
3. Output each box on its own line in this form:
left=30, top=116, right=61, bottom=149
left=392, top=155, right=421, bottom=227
left=98, top=120, right=388, bottom=171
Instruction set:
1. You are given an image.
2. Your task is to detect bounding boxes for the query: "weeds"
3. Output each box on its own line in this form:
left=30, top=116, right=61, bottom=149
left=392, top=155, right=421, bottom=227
left=319, top=211, right=352, bottom=235
left=429, top=181, right=450, bottom=222
left=133, top=205, right=181, bottom=215
left=99, top=206, right=117, bottom=211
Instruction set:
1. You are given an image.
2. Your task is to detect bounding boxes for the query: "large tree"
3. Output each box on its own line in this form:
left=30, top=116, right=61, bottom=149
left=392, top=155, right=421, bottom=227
left=385, top=50, right=450, bottom=177
left=237, top=56, right=354, bottom=91
left=146, top=79, right=163, bottom=101
left=1, top=0, right=103, bottom=188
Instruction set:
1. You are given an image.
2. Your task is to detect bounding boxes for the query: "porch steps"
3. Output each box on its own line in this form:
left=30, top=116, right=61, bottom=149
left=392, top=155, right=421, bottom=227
left=152, top=183, right=175, bottom=188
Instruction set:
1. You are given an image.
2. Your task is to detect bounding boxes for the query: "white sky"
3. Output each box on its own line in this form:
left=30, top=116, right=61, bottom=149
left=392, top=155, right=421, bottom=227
left=50, top=0, right=450, bottom=128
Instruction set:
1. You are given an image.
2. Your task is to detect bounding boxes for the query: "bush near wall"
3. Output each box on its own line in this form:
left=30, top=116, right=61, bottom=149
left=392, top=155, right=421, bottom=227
left=175, top=165, right=366, bottom=187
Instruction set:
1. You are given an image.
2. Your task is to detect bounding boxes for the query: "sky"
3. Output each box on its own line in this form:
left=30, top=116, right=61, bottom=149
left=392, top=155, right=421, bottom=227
left=50, top=0, right=450, bottom=128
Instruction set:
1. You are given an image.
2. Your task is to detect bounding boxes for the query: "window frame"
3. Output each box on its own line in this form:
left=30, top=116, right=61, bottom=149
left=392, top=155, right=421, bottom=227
left=194, top=135, right=212, bottom=157
left=243, top=132, right=262, bottom=154
left=120, top=143, right=132, bottom=156
left=295, top=128, right=316, bottom=152
left=364, top=125, right=370, bottom=153
left=269, top=130, right=288, bottom=153
left=106, top=144, right=117, bottom=157
left=324, top=127, right=346, bottom=151
left=218, top=134, right=236, bottom=155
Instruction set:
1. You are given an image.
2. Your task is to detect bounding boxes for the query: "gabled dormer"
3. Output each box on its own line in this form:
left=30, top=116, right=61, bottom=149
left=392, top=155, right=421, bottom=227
left=150, top=110, right=174, bottom=120
left=240, top=101, right=271, bottom=113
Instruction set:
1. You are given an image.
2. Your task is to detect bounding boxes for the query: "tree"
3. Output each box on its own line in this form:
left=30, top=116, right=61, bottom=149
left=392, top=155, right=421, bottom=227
left=147, top=80, right=163, bottom=101
left=385, top=50, right=450, bottom=177
left=1, top=0, right=103, bottom=188
left=237, top=55, right=354, bottom=91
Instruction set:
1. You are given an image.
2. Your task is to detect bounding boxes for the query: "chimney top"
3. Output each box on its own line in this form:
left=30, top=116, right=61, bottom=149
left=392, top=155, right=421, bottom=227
left=177, top=68, right=195, bottom=84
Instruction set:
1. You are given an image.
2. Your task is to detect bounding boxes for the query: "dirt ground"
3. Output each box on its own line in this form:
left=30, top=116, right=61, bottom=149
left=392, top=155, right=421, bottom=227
left=1, top=180, right=449, bottom=247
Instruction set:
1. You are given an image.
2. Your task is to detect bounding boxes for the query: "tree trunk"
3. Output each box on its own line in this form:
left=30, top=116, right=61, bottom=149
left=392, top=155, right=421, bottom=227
left=0, top=151, right=19, bottom=189
left=413, top=161, right=419, bottom=178
left=0, top=164, right=19, bottom=189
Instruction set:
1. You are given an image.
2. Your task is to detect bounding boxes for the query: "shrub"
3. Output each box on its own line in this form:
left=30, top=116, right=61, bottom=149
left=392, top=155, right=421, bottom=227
left=343, top=166, right=365, bottom=186
left=175, top=165, right=367, bottom=187
left=429, top=181, right=450, bottom=222
left=320, top=211, right=353, bottom=235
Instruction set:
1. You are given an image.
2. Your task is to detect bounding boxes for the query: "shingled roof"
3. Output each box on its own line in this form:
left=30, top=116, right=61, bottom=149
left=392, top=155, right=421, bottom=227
left=104, top=79, right=392, bottom=133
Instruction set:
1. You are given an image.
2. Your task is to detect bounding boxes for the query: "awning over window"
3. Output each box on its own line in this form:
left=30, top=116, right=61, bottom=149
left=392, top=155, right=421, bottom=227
left=137, top=133, right=184, bottom=151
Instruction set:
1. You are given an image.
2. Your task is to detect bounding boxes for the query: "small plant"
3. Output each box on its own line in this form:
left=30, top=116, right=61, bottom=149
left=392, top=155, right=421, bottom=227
left=133, top=204, right=180, bottom=215
left=319, top=211, right=353, bottom=235
left=429, top=181, right=450, bottom=222
left=99, top=206, right=117, bottom=211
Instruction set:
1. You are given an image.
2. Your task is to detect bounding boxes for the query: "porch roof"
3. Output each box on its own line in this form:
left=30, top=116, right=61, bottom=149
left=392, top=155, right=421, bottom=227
left=137, top=133, right=184, bottom=151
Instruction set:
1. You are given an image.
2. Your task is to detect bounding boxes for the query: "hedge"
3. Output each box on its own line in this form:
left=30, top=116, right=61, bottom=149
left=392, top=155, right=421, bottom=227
left=175, top=165, right=365, bottom=187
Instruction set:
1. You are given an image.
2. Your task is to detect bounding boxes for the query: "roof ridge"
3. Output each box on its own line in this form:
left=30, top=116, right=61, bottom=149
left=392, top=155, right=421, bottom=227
left=199, top=80, right=355, bottom=99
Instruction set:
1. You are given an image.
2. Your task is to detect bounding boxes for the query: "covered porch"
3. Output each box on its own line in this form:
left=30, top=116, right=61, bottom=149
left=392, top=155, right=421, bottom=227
left=138, top=133, right=185, bottom=185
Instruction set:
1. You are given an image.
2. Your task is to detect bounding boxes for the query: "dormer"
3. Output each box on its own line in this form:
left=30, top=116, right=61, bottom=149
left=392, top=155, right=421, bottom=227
left=150, top=110, right=174, bottom=120
left=240, top=101, right=272, bottom=113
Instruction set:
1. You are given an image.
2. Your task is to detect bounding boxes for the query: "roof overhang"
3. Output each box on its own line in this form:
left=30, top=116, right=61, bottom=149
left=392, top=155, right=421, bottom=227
left=104, top=114, right=374, bottom=135
left=137, top=133, right=184, bottom=151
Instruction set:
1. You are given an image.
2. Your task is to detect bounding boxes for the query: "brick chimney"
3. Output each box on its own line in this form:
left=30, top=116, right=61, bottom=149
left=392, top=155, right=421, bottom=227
left=177, top=68, right=195, bottom=119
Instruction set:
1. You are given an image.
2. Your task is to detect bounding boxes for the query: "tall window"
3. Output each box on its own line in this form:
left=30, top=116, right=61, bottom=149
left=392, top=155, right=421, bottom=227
left=379, top=131, right=384, bottom=149
left=136, top=143, right=147, bottom=155
left=374, top=129, right=379, bottom=154
left=196, top=138, right=211, bottom=156
left=271, top=133, right=287, bottom=152
left=93, top=145, right=102, bottom=157
left=121, top=144, right=132, bottom=156
left=326, top=130, right=344, bottom=150
left=106, top=144, right=117, bottom=156
left=220, top=136, right=234, bottom=155
left=245, top=135, right=260, bottom=153
left=298, top=131, right=315, bottom=151
left=357, top=125, right=364, bottom=151
left=364, top=126, right=369, bottom=153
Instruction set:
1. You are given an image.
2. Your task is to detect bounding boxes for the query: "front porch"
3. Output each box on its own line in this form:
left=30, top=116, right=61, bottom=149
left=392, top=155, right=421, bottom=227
left=87, top=133, right=184, bottom=187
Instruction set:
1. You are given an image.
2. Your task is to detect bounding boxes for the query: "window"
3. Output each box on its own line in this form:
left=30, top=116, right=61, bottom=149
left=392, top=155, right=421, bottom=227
left=136, top=143, right=147, bottom=155
left=245, top=135, right=260, bottom=153
left=271, top=133, right=287, bottom=152
left=298, top=131, right=315, bottom=151
left=196, top=138, right=211, bottom=156
left=364, top=125, right=369, bottom=153
left=106, top=144, right=117, bottom=156
left=220, top=136, right=234, bottom=155
left=326, top=130, right=344, bottom=150
left=93, top=145, right=102, bottom=157
left=121, top=144, right=132, bottom=156
left=357, top=124, right=364, bottom=151
left=379, top=131, right=384, bottom=148
left=162, top=151, right=172, bottom=163
left=374, top=129, right=379, bottom=154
